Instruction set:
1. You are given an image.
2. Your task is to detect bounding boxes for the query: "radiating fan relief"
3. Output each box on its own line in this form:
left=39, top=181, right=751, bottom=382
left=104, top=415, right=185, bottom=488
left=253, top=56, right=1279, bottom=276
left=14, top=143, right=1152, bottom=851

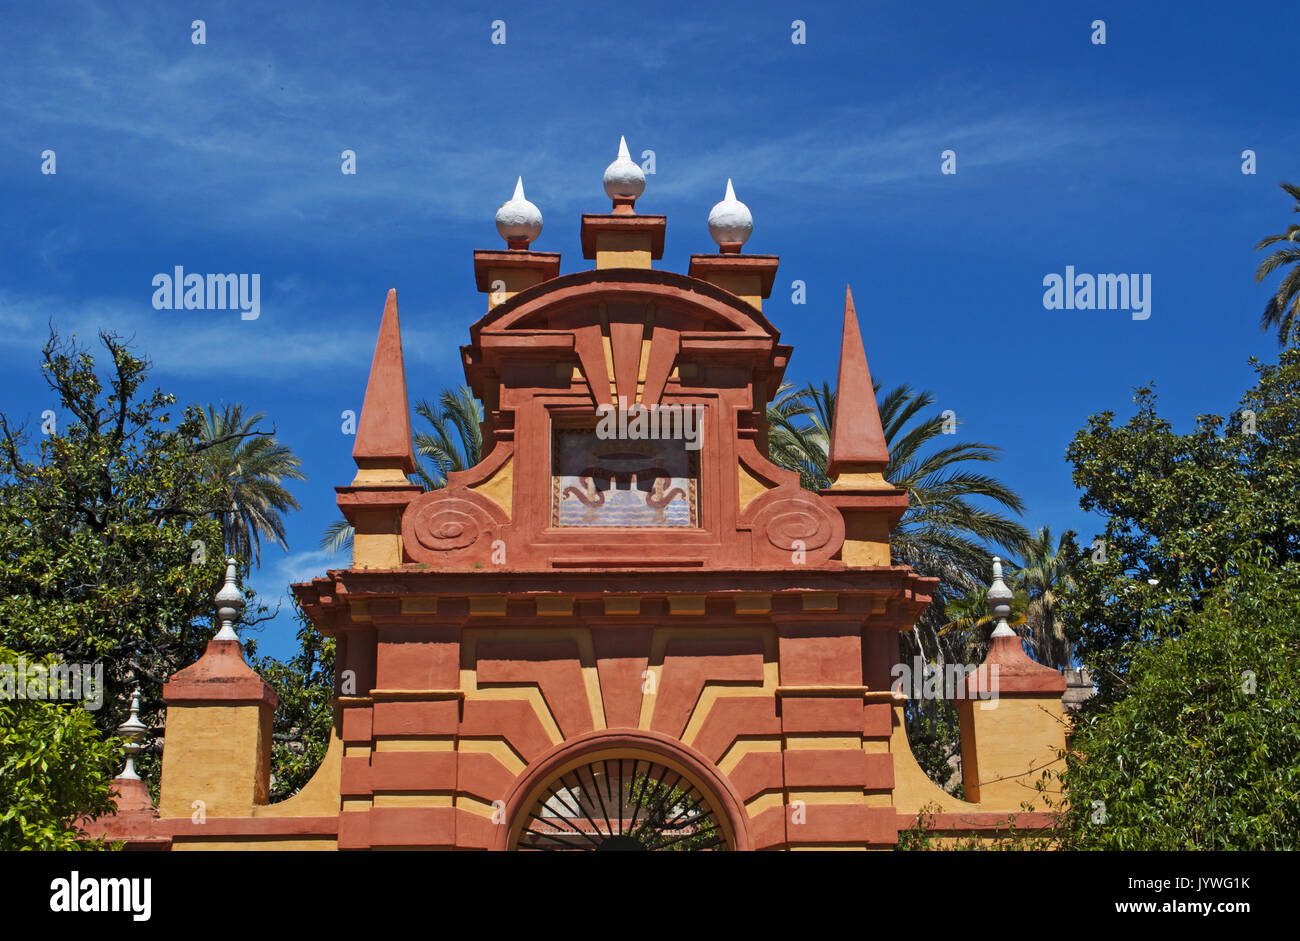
left=514, top=758, right=728, bottom=851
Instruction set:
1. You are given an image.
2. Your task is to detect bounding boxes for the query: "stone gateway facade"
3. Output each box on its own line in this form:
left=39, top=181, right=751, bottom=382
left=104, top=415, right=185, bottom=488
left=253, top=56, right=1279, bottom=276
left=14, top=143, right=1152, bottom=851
left=89, top=148, right=1067, bottom=850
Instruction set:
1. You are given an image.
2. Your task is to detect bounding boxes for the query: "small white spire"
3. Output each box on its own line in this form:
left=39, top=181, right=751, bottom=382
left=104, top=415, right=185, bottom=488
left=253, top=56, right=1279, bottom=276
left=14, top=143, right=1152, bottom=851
left=116, top=688, right=147, bottom=781
left=707, top=178, right=753, bottom=251
left=988, top=556, right=1017, bottom=638
left=495, top=176, right=543, bottom=249
left=603, top=135, right=646, bottom=205
left=213, top=557, right=244, bottom=641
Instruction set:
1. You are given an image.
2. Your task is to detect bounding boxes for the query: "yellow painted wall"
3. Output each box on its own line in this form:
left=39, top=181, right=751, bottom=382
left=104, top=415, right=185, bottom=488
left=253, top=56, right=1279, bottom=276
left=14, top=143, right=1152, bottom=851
left=959, top=695, right=1066, bottom=810
left=159, top=703, right=271, bottom=819
left=172, top=837, right=337, bottom=851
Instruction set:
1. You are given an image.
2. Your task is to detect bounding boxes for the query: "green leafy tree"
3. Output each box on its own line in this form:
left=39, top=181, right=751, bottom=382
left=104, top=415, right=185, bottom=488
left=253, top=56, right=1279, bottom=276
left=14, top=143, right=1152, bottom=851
left=1053, top=350, right=1300, bottom=847
left=1064, top=351, right=1300, bottom=706
left=253, top=608, right=336, bottom=802
left=901, top=702, right=962, bottom=796
left=0, top=330, right=231, bottom=806
left=1254, top=182, right=1300, bottom=346
left=0, top=647, right=121, bottom=850
left=198, top=403, right=305, bottom=566
left=1053, top=554, right=1300, bottom=849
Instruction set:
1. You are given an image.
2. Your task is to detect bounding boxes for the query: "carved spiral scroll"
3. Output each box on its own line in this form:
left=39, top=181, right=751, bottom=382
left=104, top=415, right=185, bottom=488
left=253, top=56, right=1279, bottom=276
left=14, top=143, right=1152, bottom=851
left=402, top=489, right=508, bottom=565
left=744, top=489, right=844, bottom=565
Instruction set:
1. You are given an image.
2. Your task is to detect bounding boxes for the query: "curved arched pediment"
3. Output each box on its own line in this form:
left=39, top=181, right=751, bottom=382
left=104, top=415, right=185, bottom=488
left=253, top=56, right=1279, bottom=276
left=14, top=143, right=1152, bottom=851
left=470, top=267, right=781, bottom=340
left=466, top=269, right=788, bottom=413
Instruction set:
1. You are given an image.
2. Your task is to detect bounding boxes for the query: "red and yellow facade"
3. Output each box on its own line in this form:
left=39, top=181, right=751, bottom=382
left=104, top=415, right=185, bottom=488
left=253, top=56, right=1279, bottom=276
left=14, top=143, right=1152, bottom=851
left=90, top=189, right=1067, bottom=851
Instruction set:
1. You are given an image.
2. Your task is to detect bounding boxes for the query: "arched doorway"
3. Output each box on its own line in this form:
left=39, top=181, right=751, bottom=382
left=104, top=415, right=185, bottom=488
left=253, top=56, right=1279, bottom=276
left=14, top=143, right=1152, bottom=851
left=515, top=756, right=726, bottom=850
left=500, top=730, right=751, bottom=851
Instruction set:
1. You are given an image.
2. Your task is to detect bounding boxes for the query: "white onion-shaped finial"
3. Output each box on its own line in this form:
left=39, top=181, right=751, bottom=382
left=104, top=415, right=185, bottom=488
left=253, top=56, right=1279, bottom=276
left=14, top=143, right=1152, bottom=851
left=495, top=177, right=543, bottom=248
left=988, top=556, right=1017, bottom=637
left=117, top=688, right=147, bottom=780
left=214, top=557, right=243, bottom=641
left=603, top=136, right=645, bottom=202
left=707, top=179, right=753, bottom=250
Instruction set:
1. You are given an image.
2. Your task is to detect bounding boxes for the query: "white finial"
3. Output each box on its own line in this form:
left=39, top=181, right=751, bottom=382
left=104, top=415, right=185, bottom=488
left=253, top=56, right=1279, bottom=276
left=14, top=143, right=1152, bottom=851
left=214, top=557, right=243, bottom=641
left=988, top=556, right=1017, bottom=638
left=603, top=135, right=645, bottom=206
left=707, top=178, right=753, bottom=252
left=117, top=688, right=147, bottom=781
left=495, top=176, right=543, bottom=249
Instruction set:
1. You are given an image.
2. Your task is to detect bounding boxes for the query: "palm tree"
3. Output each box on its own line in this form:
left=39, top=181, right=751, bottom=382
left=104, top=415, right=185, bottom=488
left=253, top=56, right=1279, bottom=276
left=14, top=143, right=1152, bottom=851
left=198, top=403, right=305, bottom=566
left=412, top=386, right=483, bottom=490
left=1010, top=526, right=1075, bottom=669
left=766, top=381, right=1030, bottom=664
left=765, top=382, right=829, bottom=492
left=320, top=386, right=483, bottom=552
left=1254, top=182, right=1300, bottom=346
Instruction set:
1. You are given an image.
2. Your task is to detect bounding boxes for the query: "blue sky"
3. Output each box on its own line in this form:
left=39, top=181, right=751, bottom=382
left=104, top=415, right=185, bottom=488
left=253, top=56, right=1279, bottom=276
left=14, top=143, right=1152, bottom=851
left=2, top=1, right=1295, bottom=659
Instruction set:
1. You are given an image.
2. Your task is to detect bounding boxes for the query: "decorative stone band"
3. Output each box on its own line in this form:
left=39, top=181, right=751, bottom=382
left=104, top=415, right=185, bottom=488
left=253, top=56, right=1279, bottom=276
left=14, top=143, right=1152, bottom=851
left=687, top=254, right=779, bottom=309
left=894, top=811, right=1059, bottom=833
left=335, top=484, right=423, bottom=526
left=865, top=689, right=909, bottom=703
left=472, top=249, right=561, bottom=292
left=774, top=685, right=871, bottom=697
left=579, top=214, right=667, bottom=261
left=818, top=487, right=910, bottom=521
left=155, top=816, right=339, bottom=838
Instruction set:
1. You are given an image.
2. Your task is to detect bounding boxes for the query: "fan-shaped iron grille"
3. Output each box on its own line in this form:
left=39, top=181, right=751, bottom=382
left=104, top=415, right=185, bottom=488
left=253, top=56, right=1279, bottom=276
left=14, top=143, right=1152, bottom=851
left=515, top=757, right=728, bottom=850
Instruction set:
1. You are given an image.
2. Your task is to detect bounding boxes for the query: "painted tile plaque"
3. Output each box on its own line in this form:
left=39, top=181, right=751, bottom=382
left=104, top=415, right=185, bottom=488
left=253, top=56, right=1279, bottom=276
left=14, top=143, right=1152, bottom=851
left=551, top=428, right=698, bottom=527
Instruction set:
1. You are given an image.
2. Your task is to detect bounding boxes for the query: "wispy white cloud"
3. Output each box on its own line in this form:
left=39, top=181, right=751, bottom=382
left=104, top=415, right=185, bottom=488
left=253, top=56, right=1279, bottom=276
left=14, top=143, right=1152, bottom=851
left=262, top=546, right=343, bottom=601
left=0, top=289, right=453, bottom=378
left=242, top=545, right=345, bottom=654
left=0, top=3, right=1142, bottom=245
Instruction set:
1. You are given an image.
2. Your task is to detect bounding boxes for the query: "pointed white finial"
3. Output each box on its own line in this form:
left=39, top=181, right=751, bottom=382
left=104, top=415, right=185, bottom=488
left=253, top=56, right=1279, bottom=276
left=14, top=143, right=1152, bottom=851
left=707, top=178, right=753, bottom=252
left=214, top=557, right=243, bottom=641
left=603, top=135, right=645, bottom=208
left=117, top=688, right=147, bottom=781
left=988, top=556, right=1016, bottom=638
left=495, top=176, right=543, bottom=249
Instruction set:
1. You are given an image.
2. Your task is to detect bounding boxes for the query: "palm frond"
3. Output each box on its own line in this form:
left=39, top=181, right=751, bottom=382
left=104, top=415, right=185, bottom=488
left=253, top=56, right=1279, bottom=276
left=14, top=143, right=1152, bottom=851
left=198, top=402, right=305, bottom=566
left=320, top=517, right=354, bottom=553
left=1254, top=183, right=1300, bottom=346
